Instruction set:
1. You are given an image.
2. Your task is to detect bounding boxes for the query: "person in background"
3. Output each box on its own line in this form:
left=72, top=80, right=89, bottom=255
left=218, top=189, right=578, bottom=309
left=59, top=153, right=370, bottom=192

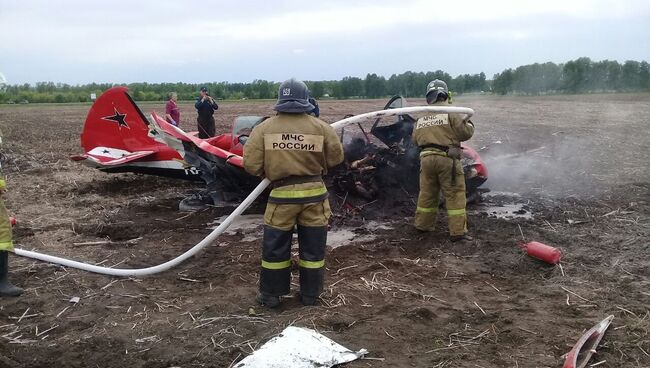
left=195, top=87, right=219, bottom=138
left=243, top=78, right=344, bottom=308
left=412, top=79, right=475, bottom=242
left=0, top=130, right=22, bottom=297
left=308, top=96, right=320, bottom=117
left=165, top=92, right=180, bottom=126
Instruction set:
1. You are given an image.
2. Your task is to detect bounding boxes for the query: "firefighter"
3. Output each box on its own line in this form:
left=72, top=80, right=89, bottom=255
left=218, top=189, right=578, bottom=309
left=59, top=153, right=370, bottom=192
left=243, top=78, right=344, bottom=307
left=0, top=131, right=22, bottom=297
left=413, top=79, right=475, bottom=242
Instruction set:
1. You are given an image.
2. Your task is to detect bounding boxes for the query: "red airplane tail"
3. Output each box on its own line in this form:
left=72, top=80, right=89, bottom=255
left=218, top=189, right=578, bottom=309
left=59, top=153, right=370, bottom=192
left=81, top=86, right=157, bottom=153
left=73, top=87, right=162, bottom=166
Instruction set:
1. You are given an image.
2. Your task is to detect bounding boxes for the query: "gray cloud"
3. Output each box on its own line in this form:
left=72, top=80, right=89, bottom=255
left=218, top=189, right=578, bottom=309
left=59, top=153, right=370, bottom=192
left=1, top=0, right=649, bottom=83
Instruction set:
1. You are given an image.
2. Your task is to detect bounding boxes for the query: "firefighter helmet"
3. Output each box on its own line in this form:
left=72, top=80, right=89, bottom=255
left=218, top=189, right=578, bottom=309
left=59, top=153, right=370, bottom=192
left=274, top=78, right=315, bottom=113
left=426, top=79, right=449, bottom=104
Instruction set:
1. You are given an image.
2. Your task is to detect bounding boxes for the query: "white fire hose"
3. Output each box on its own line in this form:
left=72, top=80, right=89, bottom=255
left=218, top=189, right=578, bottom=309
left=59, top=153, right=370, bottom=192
left=13, top=106, right=473, bottom=277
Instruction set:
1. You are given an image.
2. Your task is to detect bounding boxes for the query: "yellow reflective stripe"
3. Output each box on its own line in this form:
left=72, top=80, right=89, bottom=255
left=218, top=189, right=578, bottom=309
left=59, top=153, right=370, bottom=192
left=447, top=208, right=466, bottom=216
left=420, top=150, right=446, bottom=158
left=261, top=260, right=291, bottom=270
left=416, top=206, right=437, bottom=213
left=299, top=259, right=324, bottom=269
left=0, top=241, right=14, bottom=251
left=270, top=186, right=327, bottom=199
left=0, top=179, right=5, bottom=190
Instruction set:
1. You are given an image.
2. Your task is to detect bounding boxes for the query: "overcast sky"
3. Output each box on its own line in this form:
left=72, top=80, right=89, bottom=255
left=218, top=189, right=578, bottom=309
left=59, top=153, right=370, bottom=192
left=1, top=0, right=649, bottom=84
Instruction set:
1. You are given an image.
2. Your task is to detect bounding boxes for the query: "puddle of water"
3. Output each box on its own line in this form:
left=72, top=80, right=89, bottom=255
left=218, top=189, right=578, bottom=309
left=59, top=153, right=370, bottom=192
left=327, top=221, right=394, bottom=248
left=210, top=215, right=263, bottom=242
left=327, top=229, right=356, bottom=247
left=474, top=203, right=533, bottom=220
left=326, top=229, right=377, bottom=249
left=473, top=191, right=533, bottom=220
left=364, top=221, right=394, bottom=231
left=209, top=215, right=393, bottom=247
left=483, top=191, right=522, bottom=198
left=210, top=215, right=263, bottom=231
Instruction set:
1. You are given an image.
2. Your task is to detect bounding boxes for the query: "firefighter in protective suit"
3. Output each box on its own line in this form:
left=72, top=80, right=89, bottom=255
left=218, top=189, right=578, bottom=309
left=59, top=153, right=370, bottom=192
left=244, top=78, right=344, bottom=307
left=0, top=131, right=23, bottom=297
left=413, top=80, right=475, bottom=242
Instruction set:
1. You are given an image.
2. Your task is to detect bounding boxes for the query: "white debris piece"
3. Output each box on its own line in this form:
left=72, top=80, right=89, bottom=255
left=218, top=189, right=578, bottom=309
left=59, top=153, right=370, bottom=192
left=233, top=326, right=367, bottom=368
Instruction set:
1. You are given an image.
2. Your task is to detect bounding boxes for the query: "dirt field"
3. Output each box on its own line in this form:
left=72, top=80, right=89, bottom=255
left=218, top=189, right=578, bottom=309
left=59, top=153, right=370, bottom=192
left=0, top=94, right=648, bottom=368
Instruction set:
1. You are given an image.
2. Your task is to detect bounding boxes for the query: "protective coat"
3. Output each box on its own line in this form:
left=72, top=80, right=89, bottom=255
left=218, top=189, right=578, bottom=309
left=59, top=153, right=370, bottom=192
left=243, top=113, right=344, bottom=299
left=412, top=101, right=475, bottom=235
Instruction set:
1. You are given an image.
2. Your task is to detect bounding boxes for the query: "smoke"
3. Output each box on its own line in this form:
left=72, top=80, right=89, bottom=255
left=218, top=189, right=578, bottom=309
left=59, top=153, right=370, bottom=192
left=482, top=135, right=604, bottom=197
left=479, top=96, right=650, bottom=199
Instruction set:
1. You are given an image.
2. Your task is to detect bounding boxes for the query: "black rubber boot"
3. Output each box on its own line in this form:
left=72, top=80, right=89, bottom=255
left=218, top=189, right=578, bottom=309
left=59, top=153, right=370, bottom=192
left=259, top=226, right=293, bottom=300
left=0, top=251, right=23, bottom=297
left=297, top=225, right=327, bottom=306
left=299, top=267, right=324, bottom=306
left=300, top=294, right=318, bottom=306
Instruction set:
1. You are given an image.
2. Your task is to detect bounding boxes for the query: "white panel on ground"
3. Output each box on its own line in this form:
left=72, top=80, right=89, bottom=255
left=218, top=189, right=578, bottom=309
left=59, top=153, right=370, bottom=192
left=233, top=326, right=367, bottom=368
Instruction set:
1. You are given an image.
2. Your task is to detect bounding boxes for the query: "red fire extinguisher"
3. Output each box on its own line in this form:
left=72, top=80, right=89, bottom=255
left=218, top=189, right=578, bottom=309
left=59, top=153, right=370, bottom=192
left=519, top=241, right=561, bottom=264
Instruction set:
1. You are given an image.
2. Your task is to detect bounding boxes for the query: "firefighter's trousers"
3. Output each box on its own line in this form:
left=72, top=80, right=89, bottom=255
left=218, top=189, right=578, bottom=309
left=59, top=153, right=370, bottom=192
left=415, top=154, right=467, bottom=235
left=0, top=200, right=13, bottom=252
left=259, top=199, right=331, bottom=298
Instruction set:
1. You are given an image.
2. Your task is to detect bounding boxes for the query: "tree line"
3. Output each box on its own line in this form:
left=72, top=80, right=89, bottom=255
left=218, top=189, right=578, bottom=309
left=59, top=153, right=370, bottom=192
left=0, top=57, right=648, bottom=103
left=492, top=58, right=650, bottom=95
left=0, top=71, right=487, bottom=104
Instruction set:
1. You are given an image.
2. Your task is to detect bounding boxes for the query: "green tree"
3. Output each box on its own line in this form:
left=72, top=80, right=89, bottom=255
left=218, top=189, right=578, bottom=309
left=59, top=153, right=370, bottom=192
left=562, top=57, right=592, bottom=93
left=308, top=81, right=325, bottom=98
left=364, top=73, right=387, bottom=98
left=639, top=61, right=650, bottom=90
left=386, top=74, right=406, bottom=96
left=590, top=60, right=610, bottom=91
left=3, top=58, right=649, bottom=104
left=339, top=76, right=364, bottom=98
left=604, top=60, right=621, bottom=90
left=492, top=69, right=514, bottom=95
left=621, top=60, right=641, bottom=90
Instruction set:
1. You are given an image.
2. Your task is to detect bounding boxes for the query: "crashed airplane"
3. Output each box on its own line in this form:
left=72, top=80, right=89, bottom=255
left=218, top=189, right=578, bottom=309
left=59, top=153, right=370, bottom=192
left=72, top=87, right=487, bottom=209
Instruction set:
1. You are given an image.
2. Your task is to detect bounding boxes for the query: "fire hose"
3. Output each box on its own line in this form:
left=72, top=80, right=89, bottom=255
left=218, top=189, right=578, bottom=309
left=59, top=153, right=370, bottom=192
left=12, top=106, right=473, bottom=277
